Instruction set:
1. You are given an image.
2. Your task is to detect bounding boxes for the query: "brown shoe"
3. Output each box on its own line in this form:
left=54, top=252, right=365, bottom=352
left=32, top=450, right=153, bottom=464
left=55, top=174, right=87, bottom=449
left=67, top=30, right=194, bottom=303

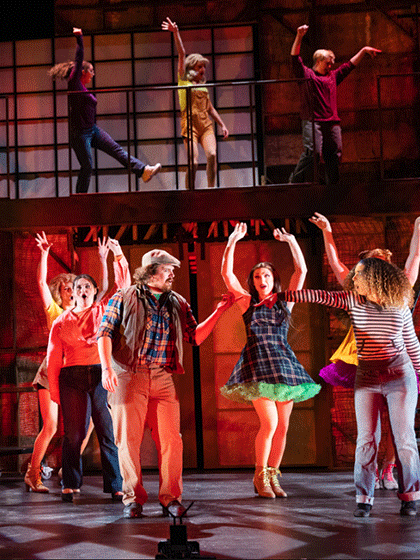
left=142, top=163, right=162, bottom=183
left=268, top=467, right=287, bottom=498
left=24, top=463, right=49, bottom=493
left=253, top=466, right=275, bottom=498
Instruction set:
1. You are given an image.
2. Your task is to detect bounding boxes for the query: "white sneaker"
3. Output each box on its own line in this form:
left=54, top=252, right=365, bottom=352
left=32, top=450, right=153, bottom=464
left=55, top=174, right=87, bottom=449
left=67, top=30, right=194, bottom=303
left=142, top=163, right=162, bottom=183
left=382, top=464, right=398, bottom=490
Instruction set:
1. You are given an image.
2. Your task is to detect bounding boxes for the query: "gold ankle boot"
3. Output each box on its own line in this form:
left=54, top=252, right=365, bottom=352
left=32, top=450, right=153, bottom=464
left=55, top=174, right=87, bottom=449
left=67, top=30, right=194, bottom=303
left=253, top=466, right=275, bottom=498
left=268, top=467, right=287, bottom=497
left=24, top=463, right=49, bottom=493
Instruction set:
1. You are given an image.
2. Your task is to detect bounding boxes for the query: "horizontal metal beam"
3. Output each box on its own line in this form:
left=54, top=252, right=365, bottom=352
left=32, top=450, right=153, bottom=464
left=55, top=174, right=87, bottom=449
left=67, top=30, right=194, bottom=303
left=1, top=180, right=420, bottom=231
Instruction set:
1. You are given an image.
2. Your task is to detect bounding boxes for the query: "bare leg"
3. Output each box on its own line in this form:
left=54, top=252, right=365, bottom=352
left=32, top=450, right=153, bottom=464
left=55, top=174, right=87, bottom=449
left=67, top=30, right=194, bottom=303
left=253, top=398, right=279, bottom=466
left=200, top=133, right=217, bottom=188
left=183, top=138, right=199, bottom=190
left=30, top=388, right=59, bottom=471
left=268, top=400, right=294, bottom=468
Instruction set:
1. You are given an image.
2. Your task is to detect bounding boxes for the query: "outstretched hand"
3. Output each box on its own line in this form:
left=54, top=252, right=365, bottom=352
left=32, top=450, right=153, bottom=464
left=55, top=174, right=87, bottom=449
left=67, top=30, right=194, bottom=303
left=273, top=227, right=295, bottom=243
left=363, top=46, right=382, bottom=58
left=107, top=237, right=123, bottom=257
left=97, top=237, right=110, bottom=260
left=162, top=17, right=178, bottom=33
left=215, top=292, right=241, bottom=312
left=228, top=222, right=247, bottom=243
left=35, top=231, right=52, bottom=253
left=309, top=212, right=332, bottom=232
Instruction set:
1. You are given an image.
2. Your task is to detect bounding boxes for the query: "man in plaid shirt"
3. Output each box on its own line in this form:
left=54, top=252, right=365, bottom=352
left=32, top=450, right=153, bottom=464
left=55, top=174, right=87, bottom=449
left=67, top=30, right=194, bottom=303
left=98, top=249, right=234, bottom=519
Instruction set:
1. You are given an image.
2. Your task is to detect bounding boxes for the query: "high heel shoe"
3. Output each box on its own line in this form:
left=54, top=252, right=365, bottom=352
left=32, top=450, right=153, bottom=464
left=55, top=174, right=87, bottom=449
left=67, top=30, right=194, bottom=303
left=24, top=463, right=49, bottom=493
left=61, top=490, right=74, bottom=503
left=267, top=467, right=287, bottom=498
left=253, top=466, right=275, bottom=498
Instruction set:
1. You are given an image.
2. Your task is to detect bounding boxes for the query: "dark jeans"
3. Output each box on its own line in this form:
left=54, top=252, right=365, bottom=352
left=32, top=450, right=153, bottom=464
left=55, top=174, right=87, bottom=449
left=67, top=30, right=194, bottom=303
left=289, top=120, right=342, bottom=186
left=71, top=125, right=146, bottom=193
left=59, top=364, right=122, bottom=493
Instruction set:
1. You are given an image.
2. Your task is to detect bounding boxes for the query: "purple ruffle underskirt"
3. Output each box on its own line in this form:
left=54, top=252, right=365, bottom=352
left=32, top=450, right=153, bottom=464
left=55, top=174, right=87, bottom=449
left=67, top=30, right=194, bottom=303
left=319, top=360, right=356, bottom=388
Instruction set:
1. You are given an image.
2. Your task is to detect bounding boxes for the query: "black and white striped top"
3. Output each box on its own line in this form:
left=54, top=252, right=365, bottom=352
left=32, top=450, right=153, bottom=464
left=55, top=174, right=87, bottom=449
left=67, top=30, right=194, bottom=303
left=280, top=290, right=420, bottom=372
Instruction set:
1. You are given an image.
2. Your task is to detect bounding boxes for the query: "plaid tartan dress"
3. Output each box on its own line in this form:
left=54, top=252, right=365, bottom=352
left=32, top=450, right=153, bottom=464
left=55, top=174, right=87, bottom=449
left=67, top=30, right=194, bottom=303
left=221, top=303, right=321, bottom=403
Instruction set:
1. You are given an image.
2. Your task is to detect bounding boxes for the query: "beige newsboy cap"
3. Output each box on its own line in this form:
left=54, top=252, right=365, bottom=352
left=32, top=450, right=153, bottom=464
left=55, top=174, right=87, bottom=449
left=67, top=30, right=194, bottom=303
left=141, top=249, right=181, bottom=268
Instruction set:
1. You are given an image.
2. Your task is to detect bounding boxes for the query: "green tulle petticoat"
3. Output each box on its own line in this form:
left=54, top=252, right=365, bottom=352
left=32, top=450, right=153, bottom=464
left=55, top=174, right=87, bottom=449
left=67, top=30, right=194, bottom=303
left=220, top=381, right=321, bottom=404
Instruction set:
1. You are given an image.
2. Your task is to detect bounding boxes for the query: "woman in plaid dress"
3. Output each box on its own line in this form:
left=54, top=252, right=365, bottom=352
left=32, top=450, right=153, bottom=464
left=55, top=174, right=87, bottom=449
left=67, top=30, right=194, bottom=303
left=221, top=223, right=321, bottom=498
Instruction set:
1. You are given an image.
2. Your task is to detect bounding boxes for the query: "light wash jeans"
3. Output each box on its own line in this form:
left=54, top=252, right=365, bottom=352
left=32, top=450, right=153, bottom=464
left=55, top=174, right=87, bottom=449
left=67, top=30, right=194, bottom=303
left=354, top=356, right=420, bottom=505
left=108, top=364, right=183, bottom=507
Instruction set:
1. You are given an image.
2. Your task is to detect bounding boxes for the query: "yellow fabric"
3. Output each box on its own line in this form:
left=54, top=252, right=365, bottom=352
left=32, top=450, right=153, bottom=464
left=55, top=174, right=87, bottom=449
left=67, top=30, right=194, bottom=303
left=177, top=75, right=208, bottom=112
left=45, top=299, right=63, bottom=331
left=330, top=326, right=359, bottom=365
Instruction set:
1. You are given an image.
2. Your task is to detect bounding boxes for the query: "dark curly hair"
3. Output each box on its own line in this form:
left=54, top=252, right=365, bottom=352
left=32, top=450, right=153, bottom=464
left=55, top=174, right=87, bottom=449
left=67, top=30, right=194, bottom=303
left=344, top=257, right=413, bottom=308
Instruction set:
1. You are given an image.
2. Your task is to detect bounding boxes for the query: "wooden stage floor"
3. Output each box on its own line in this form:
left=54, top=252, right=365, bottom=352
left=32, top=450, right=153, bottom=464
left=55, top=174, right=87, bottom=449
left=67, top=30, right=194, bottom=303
left=1, top=469, right=419, bottom=559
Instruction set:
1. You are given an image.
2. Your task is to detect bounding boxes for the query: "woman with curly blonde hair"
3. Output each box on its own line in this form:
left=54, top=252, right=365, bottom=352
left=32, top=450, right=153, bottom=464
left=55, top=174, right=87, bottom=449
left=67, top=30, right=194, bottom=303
left=273, top=256, right=420, bottom=518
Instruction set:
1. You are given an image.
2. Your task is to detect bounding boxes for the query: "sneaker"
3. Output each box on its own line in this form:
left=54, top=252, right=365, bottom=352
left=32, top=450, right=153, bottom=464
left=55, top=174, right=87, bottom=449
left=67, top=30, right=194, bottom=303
left=353, top=503, right=372, bottom=517
left=374, top=468, right=381, bottom=490
left=400, top=501, right=417, bottom=516
left=382, top=464, right=398, bottom=490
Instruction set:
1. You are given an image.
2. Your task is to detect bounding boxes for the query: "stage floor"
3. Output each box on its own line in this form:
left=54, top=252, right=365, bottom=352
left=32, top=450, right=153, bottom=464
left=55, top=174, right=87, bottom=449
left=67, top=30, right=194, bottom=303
left=1, top=469, right=419, bottom=559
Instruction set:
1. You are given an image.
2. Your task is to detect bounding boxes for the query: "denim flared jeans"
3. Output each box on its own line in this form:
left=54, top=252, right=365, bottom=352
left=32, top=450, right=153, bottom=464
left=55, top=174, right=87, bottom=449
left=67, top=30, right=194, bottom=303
left=354, top=357, right=420, bottom=505
left=59, top=364, right=122, bottom=493
left=71, top=125, right=146, bottom=193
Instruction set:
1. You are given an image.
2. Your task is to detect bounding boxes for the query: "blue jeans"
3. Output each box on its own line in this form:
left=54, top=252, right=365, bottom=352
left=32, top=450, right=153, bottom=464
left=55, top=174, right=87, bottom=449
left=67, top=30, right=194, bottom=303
left=59, top=364, right=122, bottom=493
left=354, top=357, right=420, bottom=505
left=71, top=125, right=146, bottom=193
left=289, top=120, right=342, bottom=186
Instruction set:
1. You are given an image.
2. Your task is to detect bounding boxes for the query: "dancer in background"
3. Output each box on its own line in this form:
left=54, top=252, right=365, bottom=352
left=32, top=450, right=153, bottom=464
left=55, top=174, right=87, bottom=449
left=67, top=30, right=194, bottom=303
left=47, top=238, right=130, bottom=502
left=310, top=212, right=420, bottom=490
left=275, top=257, right=420, bottom=517
left=162, top=17, right=229, bottom=189
left=24, top=232, right=109, bottom=493
left=289, top=25, right=381, bottom=186
left=220, top=223, right=321, bottom=498
left=49, top=27, right=161, bottom=194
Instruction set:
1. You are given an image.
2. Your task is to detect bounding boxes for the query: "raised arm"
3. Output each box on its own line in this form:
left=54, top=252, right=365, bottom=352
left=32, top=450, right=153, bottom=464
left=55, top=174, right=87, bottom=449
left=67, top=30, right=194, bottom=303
left=273, top=227, right=307, bottom=312
left=96, top=237, right=110, bottom=303
left=404, top=216, right=420, bottom=287
left=162, top=17, right=186, bottom=78
left=291, top=25, right=308, bottom=56
left=35, top=231, right=54, bottom=310
left=221, top=223, right=250, bottom=312
left=309, top=212, right=349, bottom=286
left=350, top=46, right=381, bottom=67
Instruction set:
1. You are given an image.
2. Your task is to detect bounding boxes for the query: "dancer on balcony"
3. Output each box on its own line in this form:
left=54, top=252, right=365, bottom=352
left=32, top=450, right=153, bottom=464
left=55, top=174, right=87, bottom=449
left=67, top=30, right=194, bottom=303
left=289, top=25, right=381, bottom=186
left=49, top=27, right=161, bottom=193
left=220, top=223, right=321, bottom=498
left=162, top=17, right=229, bottom=189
